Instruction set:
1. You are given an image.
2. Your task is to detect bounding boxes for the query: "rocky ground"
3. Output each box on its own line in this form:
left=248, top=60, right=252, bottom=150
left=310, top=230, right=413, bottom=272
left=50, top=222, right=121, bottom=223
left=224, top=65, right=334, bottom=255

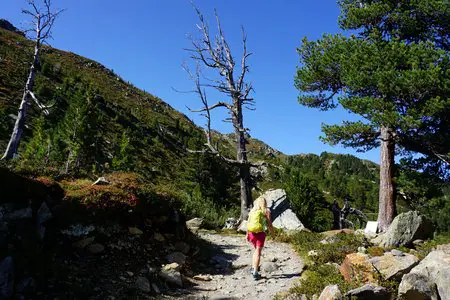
left=161, top=232, right=305, bottom=300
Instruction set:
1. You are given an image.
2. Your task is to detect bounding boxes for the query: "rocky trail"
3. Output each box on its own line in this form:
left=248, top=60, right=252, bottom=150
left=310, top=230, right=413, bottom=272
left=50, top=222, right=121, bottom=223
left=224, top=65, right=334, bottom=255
left=164, top=232, right=304, bottom=300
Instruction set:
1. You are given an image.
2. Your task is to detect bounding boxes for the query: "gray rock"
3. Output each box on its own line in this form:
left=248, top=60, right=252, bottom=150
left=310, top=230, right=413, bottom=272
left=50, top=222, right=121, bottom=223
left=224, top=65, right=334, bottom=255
left=128, top=227, right=143, bottom=235
left=345, top=284, right=390, bottom=300
left=92, top=177, right=109, bottom=185
left=390, top=249, right=404, bottom=256
left=135, top=276, right=150, bottom=292
left=413, top=239, right=424, bottom=246
left=36, top=202, right=53, bottom=239
left=151, top=282, right=160, bottom=294
left=186, top=218, right=203, bottom=230
left=0, top=256, right=13, bottom=299
left=398, top=247, right=450, bottom=300
left=237, top=220, right=248, bottom=233
left=159, top=268, right=183, bottom=287
left=61, top=224, right=95, bottom=237
left=255, top=189, right=305, bottom=231
left=167, top=252, right=186, bottom=266
left=163, top=263, right=180, bottom=271
left=16, top=276, right=35, bottom=297
left=250, top=161, right=270, bottom=180
left=374, top=211, right=433, bottom=248
left=358, top=247, right=367, bottom=254
left=154, top=233, right=165, bottom=242
left=6, top=207, right=32, bottom=221
left=223, top=217, right=239, bottom=229
left=318, top=284, right=342, bottom=300
left=36, top=202, right=53, bottom=225
left=174, top=241, right=190, bottom=254
left=72, top=237, right=95, bottom=249
left=261, top=262, right=278, bottom=273
left=369, top=251, right=419, bottom=280
left=87, top=243, right=105, bottom=254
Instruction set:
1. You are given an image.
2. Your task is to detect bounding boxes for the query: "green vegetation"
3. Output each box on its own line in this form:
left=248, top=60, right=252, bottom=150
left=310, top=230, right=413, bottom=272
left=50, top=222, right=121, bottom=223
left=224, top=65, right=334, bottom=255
left=0, top=26, right=247, bottom=222
left=295, top=0, right=450, bottom=231
left=285, top=153, right=379, bottom=207
left=284, top=171, right=331, bottom=231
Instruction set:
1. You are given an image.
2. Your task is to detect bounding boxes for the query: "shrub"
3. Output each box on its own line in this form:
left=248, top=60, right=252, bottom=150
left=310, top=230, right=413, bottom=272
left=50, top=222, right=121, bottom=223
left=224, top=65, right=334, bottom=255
left=179, top=184, right=239, bottom=229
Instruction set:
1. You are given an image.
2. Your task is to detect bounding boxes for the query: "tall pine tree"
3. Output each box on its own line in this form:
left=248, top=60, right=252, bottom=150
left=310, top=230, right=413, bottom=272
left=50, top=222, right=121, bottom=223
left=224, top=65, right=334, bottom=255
left=295, top=0, right=450, bottom=231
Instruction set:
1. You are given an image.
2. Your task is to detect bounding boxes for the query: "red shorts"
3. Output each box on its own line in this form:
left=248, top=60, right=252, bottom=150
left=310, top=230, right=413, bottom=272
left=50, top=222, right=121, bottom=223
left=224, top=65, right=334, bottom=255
left=247, top=232, right=266, bottom=248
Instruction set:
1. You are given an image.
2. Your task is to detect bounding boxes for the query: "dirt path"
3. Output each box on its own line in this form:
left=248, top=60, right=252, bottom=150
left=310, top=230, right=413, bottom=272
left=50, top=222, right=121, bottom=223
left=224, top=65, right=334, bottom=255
left=184, top=232, right=304, bottom=300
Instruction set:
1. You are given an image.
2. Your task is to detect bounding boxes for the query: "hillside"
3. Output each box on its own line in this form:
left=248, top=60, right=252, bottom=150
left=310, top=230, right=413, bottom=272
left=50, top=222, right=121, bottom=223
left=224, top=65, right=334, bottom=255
left=0, top=23, right=388, bottom=218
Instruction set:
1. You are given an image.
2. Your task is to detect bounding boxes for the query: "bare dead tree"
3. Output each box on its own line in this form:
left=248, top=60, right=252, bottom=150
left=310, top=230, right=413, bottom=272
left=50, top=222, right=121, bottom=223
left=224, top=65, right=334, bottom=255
left=2, top=0, right=63, bottom=160
left=185, top=7, right=255, bottom=220
left=331, top=199, right=367, bottom=230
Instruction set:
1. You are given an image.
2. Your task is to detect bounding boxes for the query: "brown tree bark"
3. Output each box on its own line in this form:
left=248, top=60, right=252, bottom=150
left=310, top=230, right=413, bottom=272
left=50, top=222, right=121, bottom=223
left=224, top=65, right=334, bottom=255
left=377, top=126, right=396, bottom=232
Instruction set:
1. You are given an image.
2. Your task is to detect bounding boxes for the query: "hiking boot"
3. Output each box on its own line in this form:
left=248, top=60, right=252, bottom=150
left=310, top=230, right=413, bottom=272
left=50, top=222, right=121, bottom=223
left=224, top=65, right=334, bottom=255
left=252, top=272, right=260, bottom=280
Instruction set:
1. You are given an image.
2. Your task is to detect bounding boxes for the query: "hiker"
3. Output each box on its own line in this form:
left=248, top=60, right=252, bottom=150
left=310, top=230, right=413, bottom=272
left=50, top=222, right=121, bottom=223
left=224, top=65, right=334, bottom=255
left=246, top=197, right=274, bottom=280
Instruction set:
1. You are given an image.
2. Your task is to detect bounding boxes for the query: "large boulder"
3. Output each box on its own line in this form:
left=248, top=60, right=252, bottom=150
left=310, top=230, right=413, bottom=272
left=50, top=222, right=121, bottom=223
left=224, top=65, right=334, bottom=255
left=255, top=189, right=304, bottom=231
left=339, top=253, right=377, bottom=284
left=398, top=246, right=450, bottom=300
left=373, top=211, right=433, bottom=248
left=369, top=250, right=419, bottom=280
left=345, top=285, right=390, bottom=300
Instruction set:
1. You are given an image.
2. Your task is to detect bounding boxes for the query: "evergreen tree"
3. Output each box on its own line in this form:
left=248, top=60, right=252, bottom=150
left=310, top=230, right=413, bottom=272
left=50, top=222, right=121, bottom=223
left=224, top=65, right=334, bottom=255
left=295, top=0, right=450, bottom=231
left=284, top=171, right=331, bottom=231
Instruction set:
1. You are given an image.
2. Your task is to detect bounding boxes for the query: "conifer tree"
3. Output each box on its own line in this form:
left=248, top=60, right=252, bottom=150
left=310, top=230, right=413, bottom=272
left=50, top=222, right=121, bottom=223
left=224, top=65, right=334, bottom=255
left=295, top=0, right=450, bottom=231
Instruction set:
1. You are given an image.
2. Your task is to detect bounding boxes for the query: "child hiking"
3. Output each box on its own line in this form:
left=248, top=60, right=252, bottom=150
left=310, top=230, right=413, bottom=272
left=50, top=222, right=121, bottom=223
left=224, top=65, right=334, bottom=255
left=246, top=197, right=274, bottom=280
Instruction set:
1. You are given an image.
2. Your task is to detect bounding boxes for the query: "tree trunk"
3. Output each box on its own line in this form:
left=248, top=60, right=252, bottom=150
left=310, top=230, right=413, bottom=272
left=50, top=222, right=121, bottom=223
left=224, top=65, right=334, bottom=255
left=2, top=17, right=41, bottom=160
left=235, top=102, right=252, bottom=220
left=377, top=126, right=396, bottom=232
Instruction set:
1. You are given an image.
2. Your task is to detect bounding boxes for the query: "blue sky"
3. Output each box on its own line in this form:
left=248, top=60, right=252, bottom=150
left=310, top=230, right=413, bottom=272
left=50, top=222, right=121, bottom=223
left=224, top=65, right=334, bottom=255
left=3, top=0, right=379, bottom=162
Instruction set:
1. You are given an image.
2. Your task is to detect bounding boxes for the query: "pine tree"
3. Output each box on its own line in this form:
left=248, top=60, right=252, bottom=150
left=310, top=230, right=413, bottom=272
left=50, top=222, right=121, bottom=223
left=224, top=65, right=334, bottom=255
left=295, top=0, right=450, bottom=231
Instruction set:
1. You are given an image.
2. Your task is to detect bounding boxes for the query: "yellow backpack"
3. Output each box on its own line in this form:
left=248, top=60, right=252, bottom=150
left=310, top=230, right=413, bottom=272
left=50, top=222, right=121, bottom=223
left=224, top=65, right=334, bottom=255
left=247, top=208, right=266, bottom=233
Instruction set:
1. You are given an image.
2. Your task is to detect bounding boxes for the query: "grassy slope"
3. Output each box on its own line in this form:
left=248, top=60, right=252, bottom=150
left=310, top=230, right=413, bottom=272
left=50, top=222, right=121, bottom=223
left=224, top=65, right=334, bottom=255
left=0, top=25, right=384, bottom=218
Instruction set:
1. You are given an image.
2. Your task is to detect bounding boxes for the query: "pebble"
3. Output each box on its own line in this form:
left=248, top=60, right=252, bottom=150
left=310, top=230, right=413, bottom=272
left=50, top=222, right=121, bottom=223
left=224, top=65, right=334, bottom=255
left=126, top=271, right=134, bottom=276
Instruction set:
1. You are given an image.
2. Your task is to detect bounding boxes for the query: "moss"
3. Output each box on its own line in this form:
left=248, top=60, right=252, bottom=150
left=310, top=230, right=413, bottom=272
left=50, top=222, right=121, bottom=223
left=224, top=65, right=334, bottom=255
left=367, top=246, right=384, bottom=257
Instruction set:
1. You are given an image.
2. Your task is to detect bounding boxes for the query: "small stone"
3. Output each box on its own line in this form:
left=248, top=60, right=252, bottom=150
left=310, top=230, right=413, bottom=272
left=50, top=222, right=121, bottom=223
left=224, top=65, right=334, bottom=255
left=391, top=249, right=404, bottom=256
left=151, top=283, right=160, bottom=294
left=193, top=274, right=212, bottom=281
left=72, top=237, right=95, bottom=249
left=87, top=243, right=105, bottom=254
left=154, top=233, right=165, bottom=242
left=261, top=262, right=278, bottom=273
left=92, top=177, right=109, bottom=185
left=186, top=218, right=203, bottom=230
left=163, top=263, right=180, bottom=271
left=166, top=252, right=186, bottom=266
left=159, top=268, right=182, bottom=287
left=135, top=276, right=150, bottom=292
left=174, top=242, right=190, bottom=254
left=358, top=247, right=367, bottom=254
left=128, top=227, right=143, bottom=235
left=126, top=271, right=134, bottom=277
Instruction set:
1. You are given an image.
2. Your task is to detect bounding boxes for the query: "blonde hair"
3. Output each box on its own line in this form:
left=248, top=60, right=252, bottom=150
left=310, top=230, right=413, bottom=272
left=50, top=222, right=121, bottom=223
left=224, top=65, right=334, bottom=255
left=254, top=197, right=267, bottom=211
